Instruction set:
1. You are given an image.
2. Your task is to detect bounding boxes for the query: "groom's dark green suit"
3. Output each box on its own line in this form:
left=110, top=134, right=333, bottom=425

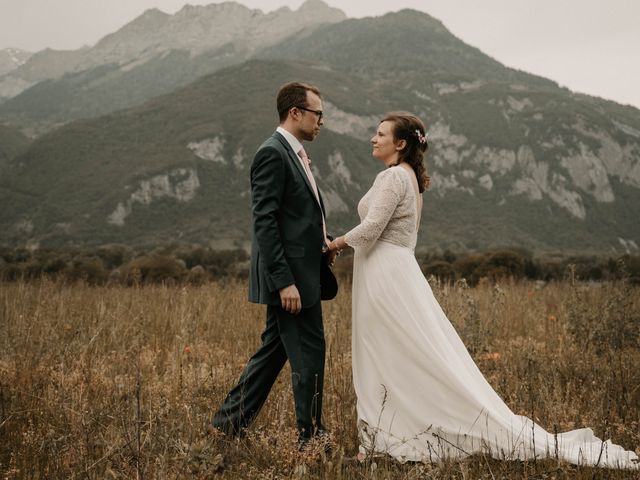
left=212, top=130, right=329, bottom=439
left=248, top=131, right=327, bottom=306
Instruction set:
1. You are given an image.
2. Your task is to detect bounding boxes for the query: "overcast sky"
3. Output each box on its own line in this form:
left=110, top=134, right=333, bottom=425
left=1, top=0, right=639, bottom=109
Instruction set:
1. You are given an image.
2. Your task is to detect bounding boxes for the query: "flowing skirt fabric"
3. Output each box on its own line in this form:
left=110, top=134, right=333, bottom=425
left=351, top=241, right=638, bottom=468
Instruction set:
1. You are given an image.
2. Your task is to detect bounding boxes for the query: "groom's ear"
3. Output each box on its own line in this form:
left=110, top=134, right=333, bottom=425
left=290, top=106, right=302, bottom=121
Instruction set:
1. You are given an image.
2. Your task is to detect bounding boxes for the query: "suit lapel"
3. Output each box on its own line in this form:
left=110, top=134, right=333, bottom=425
left=317, top=189, right=327, bottom=219
left=272, top=132, right=324, bottom=212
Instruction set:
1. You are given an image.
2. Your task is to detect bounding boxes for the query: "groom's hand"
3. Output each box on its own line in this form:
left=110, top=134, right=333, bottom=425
left=279, top=284, right=302, bottom=315
left=327, top=249, right=339, bottom=266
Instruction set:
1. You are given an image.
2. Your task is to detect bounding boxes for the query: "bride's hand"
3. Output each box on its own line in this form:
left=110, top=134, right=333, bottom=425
left=327, top=238, right=340, bottom=252
left=328, top=236, right=348, bottom=252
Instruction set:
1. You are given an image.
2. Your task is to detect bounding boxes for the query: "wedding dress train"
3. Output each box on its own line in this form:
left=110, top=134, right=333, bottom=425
left=344, top=166, right=638, bottom=468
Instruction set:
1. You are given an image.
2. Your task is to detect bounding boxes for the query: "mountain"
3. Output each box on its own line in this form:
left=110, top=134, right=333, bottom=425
left=0, top=7, right=639, bottom=254
left=0, top=124, right=31, bottom=169
left=257, top=10, right=640, bottom=252
left=84, top=0, right=344, bottom=65
left=0, top=48, right=32, bottom=76
left=0, top=60, right=378, bottom=249
left=0, top=0, right=346, bottom=130
left=262, top=10, right=538, bottom=82
left=0, top=48, right=87, bottom=101
left=0, top=46, right=251, bottom=135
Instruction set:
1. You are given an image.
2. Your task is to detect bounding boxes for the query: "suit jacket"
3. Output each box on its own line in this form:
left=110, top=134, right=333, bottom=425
left=248, top=131, right=327, bottom=307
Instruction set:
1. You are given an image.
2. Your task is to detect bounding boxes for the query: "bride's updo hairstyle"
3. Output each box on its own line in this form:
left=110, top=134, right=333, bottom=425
left=382, top=112, right=430, bottom=192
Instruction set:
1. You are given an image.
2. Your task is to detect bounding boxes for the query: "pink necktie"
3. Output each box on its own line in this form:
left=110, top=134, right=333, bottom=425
left=298, top=148, right=330, bottom=247
left=298, top=147, right=319, bottom=200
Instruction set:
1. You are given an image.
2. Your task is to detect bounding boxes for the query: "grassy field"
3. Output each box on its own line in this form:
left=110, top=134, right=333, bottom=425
left=0, top=277, right=638, bottom=479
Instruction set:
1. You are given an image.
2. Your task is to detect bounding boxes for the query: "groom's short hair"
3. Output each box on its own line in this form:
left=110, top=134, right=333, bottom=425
left=277, top=82, right=321, bottom=122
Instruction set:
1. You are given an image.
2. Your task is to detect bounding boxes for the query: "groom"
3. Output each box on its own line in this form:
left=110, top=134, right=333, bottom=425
left=211, top=82, right=335, bottom=445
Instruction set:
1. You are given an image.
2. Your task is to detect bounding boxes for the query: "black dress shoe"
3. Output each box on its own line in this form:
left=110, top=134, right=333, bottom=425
left=207, top=423, right=246, bottom=440
left=297, top=435, right=311, bottom=451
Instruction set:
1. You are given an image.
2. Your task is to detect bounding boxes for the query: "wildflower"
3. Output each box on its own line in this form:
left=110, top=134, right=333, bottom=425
left=479, top=352, right=501, bottom=361
left=184, top=345, right=192, bottom=354
left=547, top=314, right=557, bottom=321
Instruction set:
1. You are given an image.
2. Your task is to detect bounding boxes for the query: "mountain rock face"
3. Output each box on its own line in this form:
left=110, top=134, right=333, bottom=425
left=0, top=0, right=345, bottom=103
left=0, top=4, right=639, bottom=254
left=88, top=0, right=344, bottom=64
left=0, top=48, right=32, bottom=76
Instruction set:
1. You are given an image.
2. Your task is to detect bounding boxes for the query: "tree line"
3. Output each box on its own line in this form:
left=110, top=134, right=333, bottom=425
left=0, top=244, right=638, bottom=286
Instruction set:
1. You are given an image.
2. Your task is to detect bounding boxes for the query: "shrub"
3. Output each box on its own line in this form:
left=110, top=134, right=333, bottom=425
left=523, top=257, right=541, bottom=279
left=1, top=247, right=31, bottom=263
left=537, top=260, right=565, bottom=282
left=29, top=250, right=70, bottom=277
left=0, top=262, right=24, bottom=281
left=475, top=250, right=526, bottom=281
left=41, top=256, right=68, bottom=275
left=453, top=255, right=485, bottom=286
left=171, top=244, right=208, bottom=269
left=121, top=255, right=187, bottom=285
left=66, top=256, right=109, bottom=285
left=158, top=244, right=250, bottom=278
left=201, top=249, right=250, bottom=278
left=187, top=265, right=210, bottom=285
left=563, top=255, right=605, bottom=281
left=94, top=244, right=134, bottom=269
left=422, top=260, right=456, bottom=284
left=21, top=259, right=47, bottom=279
left=615, top=255, right=640, bottom=284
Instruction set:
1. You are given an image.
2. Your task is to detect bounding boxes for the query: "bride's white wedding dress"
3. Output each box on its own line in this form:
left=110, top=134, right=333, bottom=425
left=343, top=165, right=638, bottom=468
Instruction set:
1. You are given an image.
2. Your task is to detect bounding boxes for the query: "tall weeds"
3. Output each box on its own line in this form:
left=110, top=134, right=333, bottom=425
left=0, top=278, right=638, bottom=478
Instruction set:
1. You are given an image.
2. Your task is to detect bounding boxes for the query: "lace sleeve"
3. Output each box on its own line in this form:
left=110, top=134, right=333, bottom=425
left=344, top=168, right=406, bottom=249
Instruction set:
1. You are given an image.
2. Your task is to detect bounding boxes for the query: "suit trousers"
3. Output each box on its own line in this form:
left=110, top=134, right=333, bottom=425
left=212, top=301, right=325, bottom=439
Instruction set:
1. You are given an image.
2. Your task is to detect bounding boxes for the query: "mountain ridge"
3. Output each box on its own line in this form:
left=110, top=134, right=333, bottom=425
left=1, top=57, right=638, bottom=254
left=0, top=48, right=32, bottom=76
left=0, top=0, right=346, bottom=104
left=0, top=5, right=638, bottom=254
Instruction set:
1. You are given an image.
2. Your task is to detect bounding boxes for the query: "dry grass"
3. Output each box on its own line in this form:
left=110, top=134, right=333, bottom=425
left=0, top=277, right=638, bottom=479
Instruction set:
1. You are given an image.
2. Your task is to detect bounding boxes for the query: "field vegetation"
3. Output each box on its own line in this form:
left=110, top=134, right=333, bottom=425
left=1, top=268, right=639, bottom=478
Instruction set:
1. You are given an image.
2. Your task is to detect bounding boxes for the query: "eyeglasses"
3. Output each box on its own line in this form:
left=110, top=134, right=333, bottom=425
left=296, top=106, right=323, bottom=121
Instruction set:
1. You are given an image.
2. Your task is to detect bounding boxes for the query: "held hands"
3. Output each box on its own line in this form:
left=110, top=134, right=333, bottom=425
left=327, top=236, right=348, bottom=253
left=325, top=236, right=348, bottom=266
left=279, top=284, right=302, bottom=315
left=326, top=249, right=339, bottom=266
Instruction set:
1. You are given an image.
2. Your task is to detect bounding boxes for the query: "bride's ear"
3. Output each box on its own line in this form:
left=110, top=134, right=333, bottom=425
left=395, top=139, right=407, bottom=151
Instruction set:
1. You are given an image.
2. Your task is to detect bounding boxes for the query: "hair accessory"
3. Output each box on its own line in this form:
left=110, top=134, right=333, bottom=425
left=415, top=129, right=428, bottom=145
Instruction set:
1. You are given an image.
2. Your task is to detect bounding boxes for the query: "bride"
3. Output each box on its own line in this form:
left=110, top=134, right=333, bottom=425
left=327, top=112, right=638, bottom=468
